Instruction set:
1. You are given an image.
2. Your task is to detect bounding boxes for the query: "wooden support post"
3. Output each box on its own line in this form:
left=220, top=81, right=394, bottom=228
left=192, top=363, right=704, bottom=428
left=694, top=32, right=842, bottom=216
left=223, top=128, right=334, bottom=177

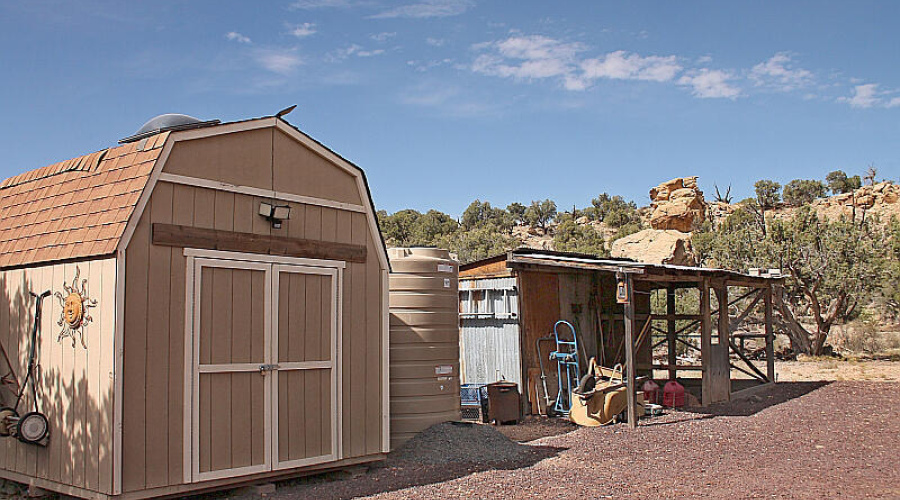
left=700, top=278, right=711, bottom=406
left=623, top=274, right=637, bottom=429
left=666, top=285, right=676, bottom=381
left=764, top=286, right=775, bottom=383
left=710, top=284, right=731, bottom=403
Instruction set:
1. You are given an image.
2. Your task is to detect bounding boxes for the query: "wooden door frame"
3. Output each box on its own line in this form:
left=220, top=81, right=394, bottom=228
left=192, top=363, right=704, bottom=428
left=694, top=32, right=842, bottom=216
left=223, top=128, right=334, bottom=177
left=183, top=249, right=344, bottom=484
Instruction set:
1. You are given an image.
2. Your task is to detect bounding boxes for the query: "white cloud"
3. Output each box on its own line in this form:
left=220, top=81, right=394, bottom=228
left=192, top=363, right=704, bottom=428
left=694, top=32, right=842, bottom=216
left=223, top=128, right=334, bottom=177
left=256, top=48, right=302, bottom=74
left=225, top=32, right=252, bottom=44
left=371, top=32, right=396, bottom=42
left=372, top=0, right=474, bottom=19
left=472, top=36, right=686, bottom=92
left=678, top=69, right=741, bottom=99
left=580, top=51, right=681, bottom=82
left=750, top=52, right=813, bottom=91
left=839, top=83, right=881, bottom=108
left=357, top=49, right=384, bottom=57
left=888, top=96, right=900, bottom=108
left=288, top=22, right=316, bottom=38
left=426, top=37, right=446, bottom=47
left=471, top=35, right=585, bottom=83
left=328, top=44, right=385, bottom=61
left=696, top=55, right=713, bottom=64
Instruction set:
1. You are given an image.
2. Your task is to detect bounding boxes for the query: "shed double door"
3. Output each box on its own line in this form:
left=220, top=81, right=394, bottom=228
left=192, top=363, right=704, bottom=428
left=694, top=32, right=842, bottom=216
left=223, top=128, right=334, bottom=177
left=189, top=258, right=341, bottom=483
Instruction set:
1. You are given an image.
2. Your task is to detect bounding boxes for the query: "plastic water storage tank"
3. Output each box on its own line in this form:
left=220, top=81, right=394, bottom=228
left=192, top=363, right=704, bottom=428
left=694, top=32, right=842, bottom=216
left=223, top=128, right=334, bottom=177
left=388, top=247, right=461, bottom=449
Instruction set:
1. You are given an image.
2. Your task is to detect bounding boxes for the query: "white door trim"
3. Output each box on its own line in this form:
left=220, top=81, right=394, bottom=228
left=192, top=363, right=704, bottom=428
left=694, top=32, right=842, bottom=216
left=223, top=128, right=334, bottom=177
left=189, top=258, right=272, bottom=483
left=271, top=264, right=342, bottom=470
left=184, top=248, right=346, bottom=270
left=184, top=253, right=344, bottom=484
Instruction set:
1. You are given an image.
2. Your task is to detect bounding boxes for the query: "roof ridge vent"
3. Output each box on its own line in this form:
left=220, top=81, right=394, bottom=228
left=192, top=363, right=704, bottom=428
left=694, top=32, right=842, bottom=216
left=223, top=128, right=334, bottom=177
left=119, top=113, right=219, bottom=144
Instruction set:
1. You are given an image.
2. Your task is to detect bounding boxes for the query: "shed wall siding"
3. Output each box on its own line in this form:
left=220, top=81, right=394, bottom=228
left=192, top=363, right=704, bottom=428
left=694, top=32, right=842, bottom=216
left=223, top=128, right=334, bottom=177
left=121, top=133, right=385, bottom=494
left=0, top=258, right=117, bottom=495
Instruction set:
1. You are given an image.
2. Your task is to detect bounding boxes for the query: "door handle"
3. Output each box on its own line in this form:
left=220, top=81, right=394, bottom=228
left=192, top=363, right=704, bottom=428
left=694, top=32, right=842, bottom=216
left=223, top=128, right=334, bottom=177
left=258, top=364, right=280, bottom=375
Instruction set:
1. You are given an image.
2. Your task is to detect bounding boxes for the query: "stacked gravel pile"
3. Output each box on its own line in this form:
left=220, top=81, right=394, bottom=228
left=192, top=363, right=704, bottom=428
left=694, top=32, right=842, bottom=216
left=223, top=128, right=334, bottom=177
left=389, top=422, right=535, bottom=465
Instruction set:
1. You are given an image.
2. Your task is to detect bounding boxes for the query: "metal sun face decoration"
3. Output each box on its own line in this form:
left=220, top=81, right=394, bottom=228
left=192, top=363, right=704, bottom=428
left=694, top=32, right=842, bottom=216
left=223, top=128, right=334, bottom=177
left=54, top=266, right=98, bottom=349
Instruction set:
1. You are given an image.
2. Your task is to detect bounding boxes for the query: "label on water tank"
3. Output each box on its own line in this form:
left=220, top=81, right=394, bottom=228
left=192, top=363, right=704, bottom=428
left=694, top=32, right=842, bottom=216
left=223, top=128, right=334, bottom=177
left=437, top=264, right=454, bottom=273
left=443, top=278, right=451, bottom=288
left=435, top=365, right=453, bottom=375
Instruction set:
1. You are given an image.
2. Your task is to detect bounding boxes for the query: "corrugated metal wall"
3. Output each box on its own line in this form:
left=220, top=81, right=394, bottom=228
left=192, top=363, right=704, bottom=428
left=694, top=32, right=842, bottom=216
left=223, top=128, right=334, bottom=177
left=459, top=278, right=521, bottom=389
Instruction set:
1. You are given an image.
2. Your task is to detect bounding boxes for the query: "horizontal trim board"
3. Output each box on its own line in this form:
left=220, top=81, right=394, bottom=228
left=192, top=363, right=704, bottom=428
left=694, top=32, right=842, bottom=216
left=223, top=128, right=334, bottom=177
left=158, top=172, right=367, bottom=213
left=277, top=361, right=332, bottom=370
left=197, top=363, right=264, bottom=373
left=185, top=249, right=346, bottom=269
left=153, top=223, right=366, bottom=263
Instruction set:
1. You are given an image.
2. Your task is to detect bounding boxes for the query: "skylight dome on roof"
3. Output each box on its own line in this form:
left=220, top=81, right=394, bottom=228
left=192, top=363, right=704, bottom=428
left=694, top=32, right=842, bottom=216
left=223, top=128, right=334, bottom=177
left=136, top=114, right=202, bottom=135
left=119, top=113, right=219, bottom=143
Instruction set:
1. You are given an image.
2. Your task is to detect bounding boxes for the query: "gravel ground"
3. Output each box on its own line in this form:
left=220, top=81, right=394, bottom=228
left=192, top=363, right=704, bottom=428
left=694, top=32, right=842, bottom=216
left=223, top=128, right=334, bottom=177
left=262, top=381, right=900, bottom=499
left=3, top=380, right=897, bottom=499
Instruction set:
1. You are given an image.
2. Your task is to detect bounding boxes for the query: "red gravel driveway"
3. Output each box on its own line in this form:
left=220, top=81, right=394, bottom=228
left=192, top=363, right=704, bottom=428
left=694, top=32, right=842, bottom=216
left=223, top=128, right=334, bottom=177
left=260, top=381, right=900, bottom=499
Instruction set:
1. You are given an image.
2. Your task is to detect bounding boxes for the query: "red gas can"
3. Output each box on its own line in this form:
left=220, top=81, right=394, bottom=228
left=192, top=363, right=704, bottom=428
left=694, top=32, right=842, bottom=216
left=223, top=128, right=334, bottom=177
left=663, top=380, right=685, bottom=408
left=642, top=379, right=660, bottom=405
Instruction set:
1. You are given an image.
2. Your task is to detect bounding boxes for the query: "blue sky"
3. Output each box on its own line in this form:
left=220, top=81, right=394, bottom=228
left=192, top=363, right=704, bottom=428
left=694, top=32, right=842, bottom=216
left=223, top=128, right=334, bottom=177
left=1, top=1, right=898, bottom=215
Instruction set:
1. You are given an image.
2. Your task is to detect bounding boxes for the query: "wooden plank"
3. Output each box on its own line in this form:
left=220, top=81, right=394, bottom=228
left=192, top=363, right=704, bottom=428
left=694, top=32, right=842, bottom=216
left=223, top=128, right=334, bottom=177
left=712, top=286, right=731, bottom=403
left=33, top=266, right=49, bottom=481
left=152, top=223, right=366, bottom=263
left=764, top=287, right=775, bottom=384
left=146, top=184, right=173, bottom=488
left=0, top=270, right=10, bottom=472
left=306, top=275, right=322, bottom=364
left=123, top=217, right=149, bottom=492
left=166, top=180, right=193, bottom=486
left=249, top=272, right=266, bottom=466
left=700, top=279, right=712, bottom=406
left=99, top=258, right=116, bottom=494
left=336, top=211, right=353, bottom=458
left=209, top=269, right=233, bottom=471
left=666, top=285, right=677, bottom=381
left=623, top=274, right=637, bottom=429
left=303, top=276, right=320, bottom=459
left=230, top=270, right=253, bottom=469
left=0, top=271, right=10, bottom=470
left=305, top=369, right=322, bottom=459
left=349, top=214, right=366, bottom=458
left=192, top=188, right=216, bottom=230
left=365, top=249, right=381, bottom=455
left=84, top=260, right=101, bottom=489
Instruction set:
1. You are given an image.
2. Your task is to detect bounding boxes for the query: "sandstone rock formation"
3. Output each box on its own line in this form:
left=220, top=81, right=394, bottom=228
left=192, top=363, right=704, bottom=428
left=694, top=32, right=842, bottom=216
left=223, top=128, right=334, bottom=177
left=811, top=181, right=900, bottom=221
left=648, top=177, right=707, bottom=232
left=609, top=229, right=697, bottom=266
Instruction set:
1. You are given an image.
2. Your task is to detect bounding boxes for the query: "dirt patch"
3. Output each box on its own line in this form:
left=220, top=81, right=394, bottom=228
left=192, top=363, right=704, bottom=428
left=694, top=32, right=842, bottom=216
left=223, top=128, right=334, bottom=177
left=771, top=359, right=900, bottom=381
left=493, top=416, right=578, bottom=443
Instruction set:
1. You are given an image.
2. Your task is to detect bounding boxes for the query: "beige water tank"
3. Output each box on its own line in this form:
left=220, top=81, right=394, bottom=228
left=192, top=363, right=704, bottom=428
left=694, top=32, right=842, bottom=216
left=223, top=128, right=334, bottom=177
left=388, top=247, right=461, bottom=449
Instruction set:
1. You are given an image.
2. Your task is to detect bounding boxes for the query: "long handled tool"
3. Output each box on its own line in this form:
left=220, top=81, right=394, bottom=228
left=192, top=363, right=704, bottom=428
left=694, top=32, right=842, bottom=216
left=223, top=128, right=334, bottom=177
left=0, top=290, right=51, bottom=446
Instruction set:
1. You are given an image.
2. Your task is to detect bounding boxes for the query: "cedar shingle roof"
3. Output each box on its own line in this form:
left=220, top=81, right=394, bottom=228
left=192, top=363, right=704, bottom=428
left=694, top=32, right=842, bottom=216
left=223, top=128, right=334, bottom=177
left=0, top=132, right=169, bottom=269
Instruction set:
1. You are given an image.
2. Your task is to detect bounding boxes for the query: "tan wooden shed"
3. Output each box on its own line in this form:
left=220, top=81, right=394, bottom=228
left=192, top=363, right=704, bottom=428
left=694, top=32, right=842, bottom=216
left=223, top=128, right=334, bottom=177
left=0, top=114, right=390, bottom=499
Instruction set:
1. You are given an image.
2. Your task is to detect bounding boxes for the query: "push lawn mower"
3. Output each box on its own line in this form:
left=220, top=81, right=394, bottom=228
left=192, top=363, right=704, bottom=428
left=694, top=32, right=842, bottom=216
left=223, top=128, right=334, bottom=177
left=0, top=290, right=52, bottom=446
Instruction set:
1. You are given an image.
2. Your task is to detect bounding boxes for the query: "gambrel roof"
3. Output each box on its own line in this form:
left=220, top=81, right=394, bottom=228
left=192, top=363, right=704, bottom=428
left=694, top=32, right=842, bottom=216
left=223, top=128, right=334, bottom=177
left=0, top=133, right=169, bottom=269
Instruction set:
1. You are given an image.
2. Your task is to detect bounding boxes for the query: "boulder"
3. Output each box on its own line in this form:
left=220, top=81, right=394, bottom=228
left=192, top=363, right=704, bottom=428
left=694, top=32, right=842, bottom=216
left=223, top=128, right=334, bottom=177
left=609, top=229, right=697, bottom=266
left=649, top=176, right=707, bottom=232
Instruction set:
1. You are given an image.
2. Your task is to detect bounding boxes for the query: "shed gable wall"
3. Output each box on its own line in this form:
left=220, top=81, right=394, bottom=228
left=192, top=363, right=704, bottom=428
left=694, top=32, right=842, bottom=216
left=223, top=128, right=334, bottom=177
left=161, top=128, right=362, bottom=206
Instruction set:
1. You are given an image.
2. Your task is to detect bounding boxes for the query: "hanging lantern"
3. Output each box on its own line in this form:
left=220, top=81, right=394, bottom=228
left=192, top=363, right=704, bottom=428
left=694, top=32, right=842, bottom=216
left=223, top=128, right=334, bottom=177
left=616, top=272, right=630, bottom=304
